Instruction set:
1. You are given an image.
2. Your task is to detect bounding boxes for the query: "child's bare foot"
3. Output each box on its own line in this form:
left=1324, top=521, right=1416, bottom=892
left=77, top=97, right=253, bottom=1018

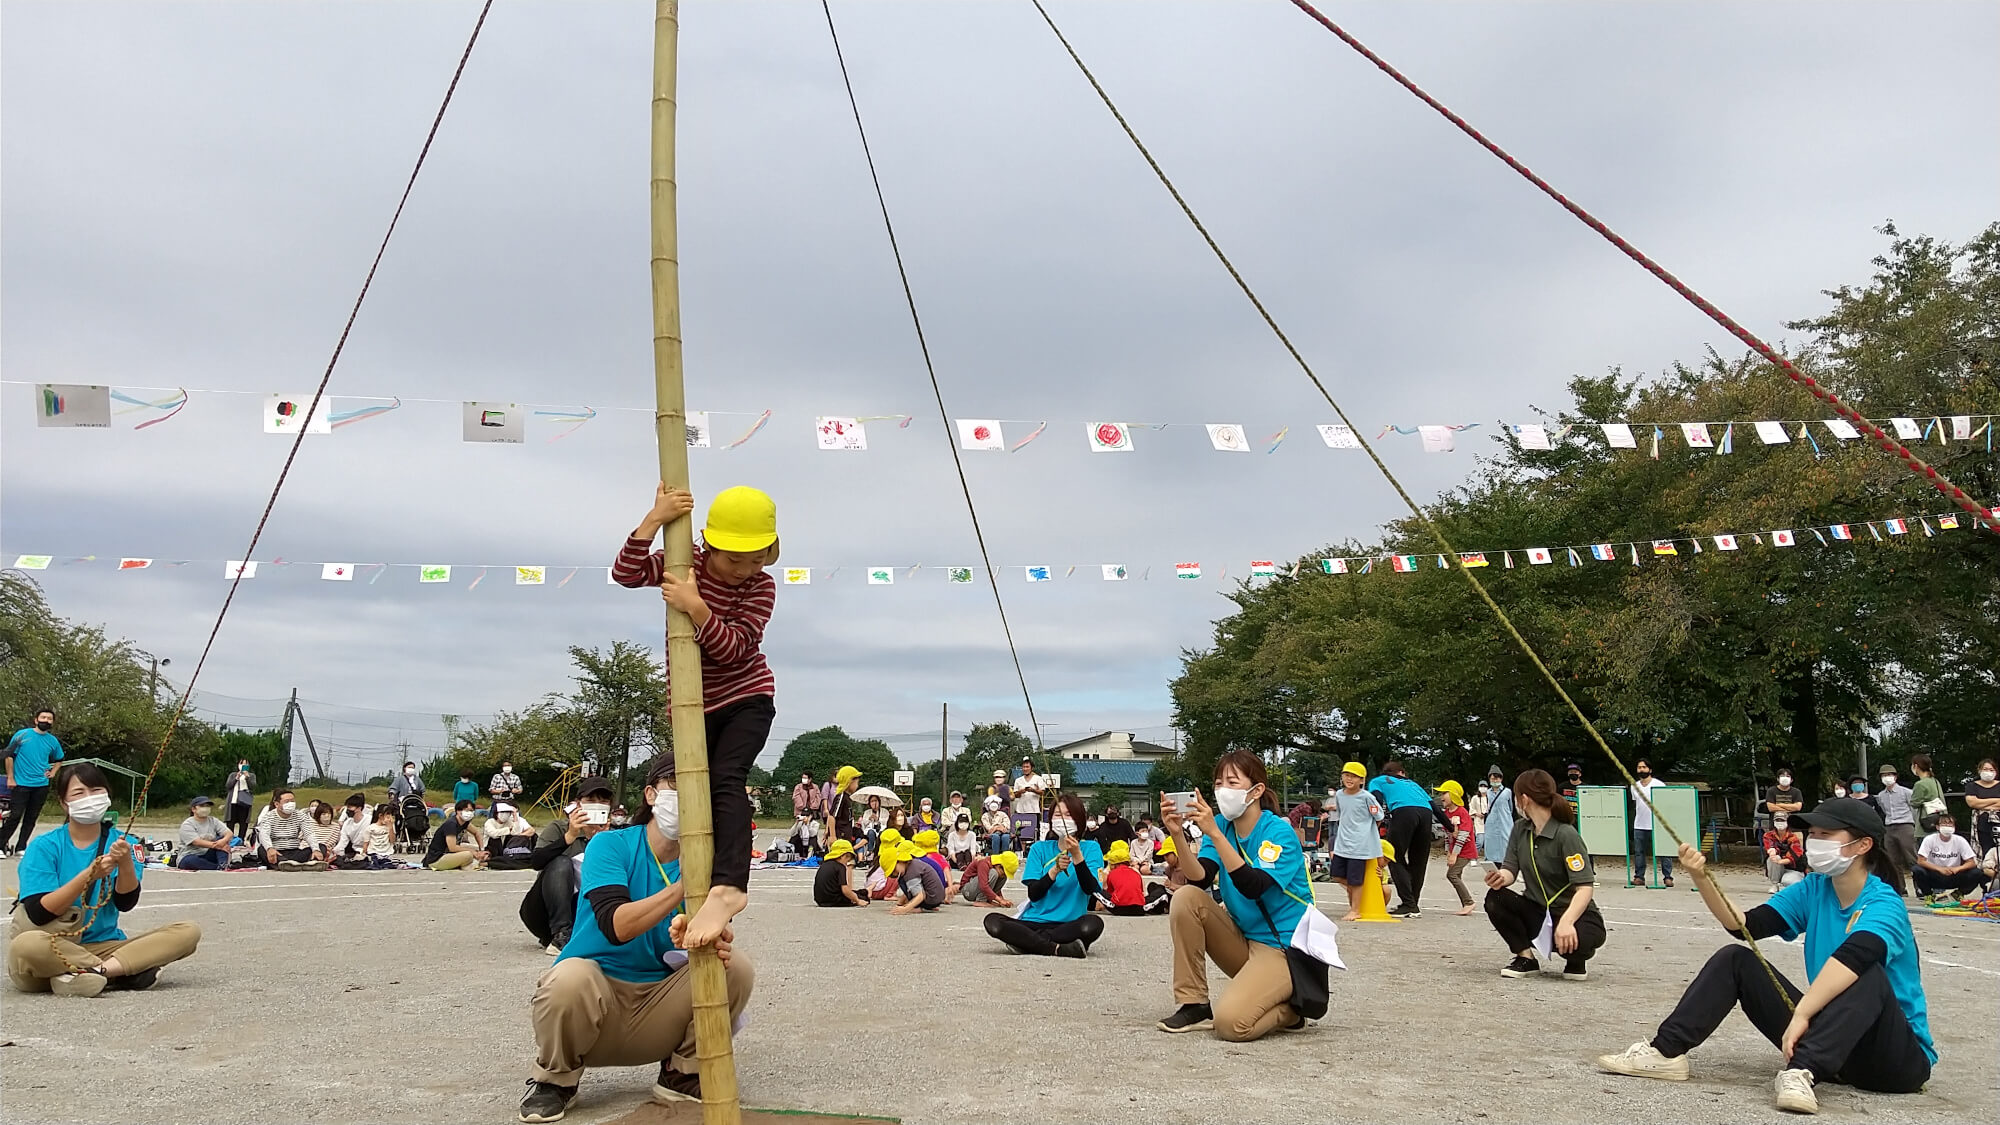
left=1455, top=904, right=1476, bottom=916
left=1341, top=911, right=1360, bottom=922
left=681, top=885, right=748, bottom=948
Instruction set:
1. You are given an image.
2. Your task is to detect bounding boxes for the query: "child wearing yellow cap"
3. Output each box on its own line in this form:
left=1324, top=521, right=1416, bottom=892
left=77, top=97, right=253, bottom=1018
left=1099, top=839, right=1148, bottom=916
left=948, top=849, right=1018, bottom=908
left=813, top=840, right=867, bottom=908
left=613, top=483, right=782, bottom=949
left=1325, top=763, right=1385, bottom=922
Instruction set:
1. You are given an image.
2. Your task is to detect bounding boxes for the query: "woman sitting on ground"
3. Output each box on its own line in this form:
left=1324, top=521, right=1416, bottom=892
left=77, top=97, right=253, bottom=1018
left=332, top=793, right=373, bottom=868
left=518, top=755, right=755, bottom=1122
left=1597, top=798, right=1935, bottom=1116
left=1483, top=768, right=1605, bottom=980
left=175, top=796, right=233, bottom=870
left=426, top=800, right=488, bottom=871
left=982, top=794, right=1106, bottom=958
left=485, top=804, right=539, bottom=870
left=945, top=814, right=980, bottom=869
left=1156, top=751, right=1338, bottom=1039
left=7, top=763, right=202, bottom=996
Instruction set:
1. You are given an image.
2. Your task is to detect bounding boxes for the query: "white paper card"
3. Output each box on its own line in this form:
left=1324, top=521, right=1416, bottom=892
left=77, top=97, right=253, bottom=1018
left=1600, top=423, right=1637, bottom=449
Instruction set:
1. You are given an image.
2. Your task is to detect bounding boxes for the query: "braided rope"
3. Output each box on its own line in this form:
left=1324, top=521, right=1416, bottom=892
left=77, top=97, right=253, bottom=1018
left=1028, top=0, right=1792, bottom=1006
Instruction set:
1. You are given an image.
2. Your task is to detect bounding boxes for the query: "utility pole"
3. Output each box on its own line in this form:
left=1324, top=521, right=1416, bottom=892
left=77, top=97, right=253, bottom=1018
left=280, top=688, right=298, bottom=780
left=940, top=703, right=949, bottom=803
left=294, top=703, right=327, bottom=782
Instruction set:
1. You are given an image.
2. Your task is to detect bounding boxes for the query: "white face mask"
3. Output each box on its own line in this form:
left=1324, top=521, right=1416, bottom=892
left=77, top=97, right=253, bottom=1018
left=1939, top=826, right=1955, bottom=839
left=456, top=810, right=472, bottom=823
left=1777, top=775, right=1792, bottom=787
left=1050, top=817, right=1077, bottom=838
left=1881, top=776, right=1897, bottom=787
left=652, top=789, right=680, bottom=839
left=1215, top=786, right=1253, bottom=821
left=404, top=767, right=417, bottom=776
left=1804, top=837, right=1857, bottom=876
left=1982, top=770, right=1997, bottom=783
left=280, top=800, right=297, bottom=814
left=496, top=812, right=512, bottom=823
left=69, top=792, right=113, bottom=825
left=195, top=807, right=212, bottom=819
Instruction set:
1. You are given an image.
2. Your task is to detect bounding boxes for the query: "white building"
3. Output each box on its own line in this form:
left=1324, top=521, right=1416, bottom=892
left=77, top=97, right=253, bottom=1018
left=1050, top=731, right=1175, bottom=763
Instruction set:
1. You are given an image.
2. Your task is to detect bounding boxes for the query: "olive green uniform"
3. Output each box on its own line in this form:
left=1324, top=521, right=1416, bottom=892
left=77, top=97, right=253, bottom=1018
left=1484, top=816, right=1607, bottom=967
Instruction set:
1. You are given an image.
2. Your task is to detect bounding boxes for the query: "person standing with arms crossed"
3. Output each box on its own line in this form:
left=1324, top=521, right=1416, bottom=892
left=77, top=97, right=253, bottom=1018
left=1871, top=764, right=1917, bottom=897
left=1628, top=759, right=1673, bottom=888
left=1, top=709, right=64, bottom=857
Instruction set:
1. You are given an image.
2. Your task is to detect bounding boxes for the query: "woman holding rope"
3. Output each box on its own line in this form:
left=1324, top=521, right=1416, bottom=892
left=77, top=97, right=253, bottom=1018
left=7, top=763, right=201, bottom=997
left=1597, top=797, right=1934, bottom=1116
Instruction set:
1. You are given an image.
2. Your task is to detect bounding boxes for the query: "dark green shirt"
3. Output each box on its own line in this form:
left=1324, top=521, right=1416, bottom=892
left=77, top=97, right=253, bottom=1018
left=1502, top=816, right=1599, bottom=913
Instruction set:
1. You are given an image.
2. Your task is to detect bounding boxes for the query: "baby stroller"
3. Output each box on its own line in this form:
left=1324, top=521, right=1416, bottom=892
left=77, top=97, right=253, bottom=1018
left=397, top=795, right=432, bottom=854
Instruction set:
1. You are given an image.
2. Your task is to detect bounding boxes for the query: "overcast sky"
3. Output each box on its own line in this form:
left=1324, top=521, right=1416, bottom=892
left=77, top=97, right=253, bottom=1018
left=3, top=0, right=1994, bottom=773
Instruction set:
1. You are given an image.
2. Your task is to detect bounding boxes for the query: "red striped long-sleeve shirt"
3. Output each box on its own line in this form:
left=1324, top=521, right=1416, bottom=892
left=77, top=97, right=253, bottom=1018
left=612, top=537, right=776, bottom=711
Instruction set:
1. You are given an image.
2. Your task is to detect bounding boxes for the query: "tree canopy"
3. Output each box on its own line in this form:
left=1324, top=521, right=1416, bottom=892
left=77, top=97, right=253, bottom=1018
left=769, top=726, right=900, bottom=794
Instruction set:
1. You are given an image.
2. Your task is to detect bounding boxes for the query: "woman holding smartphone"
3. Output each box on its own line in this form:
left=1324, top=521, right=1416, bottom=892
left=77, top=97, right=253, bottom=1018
left=981, top=794, right=1106, bottom=957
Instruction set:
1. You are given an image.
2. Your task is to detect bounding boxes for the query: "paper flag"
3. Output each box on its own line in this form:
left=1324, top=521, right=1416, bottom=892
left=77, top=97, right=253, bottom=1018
left=1206, top=424, right=1251, bottom=453
left=1417, top=425, right=1456, bottom=453
left=1317, top=424, right=1361, bottom=449
left=1174, top=562, right=1201, bottom=580
left=1950, top=416, right=1972, bottom=440
left=35, top=384, right=112, bottom=428
left=1504, top=552, right=1514, bottom=569
left=956, top=419, right=1004, bottom=452
left=1590, top=544, right=1615, bottom=561
left=1718, top=424, right=1734, bottom=454
left=12, top=555, right=54, bottom=570
left=1754, top=420, right=1790, bottom=445
left=1884, top=518, right=1908, bottom=535
left=1823, top=419, right=1860, bottom=441
left=815, top=417, right=868, bottom=451
left=1652, top=541, right=1678, bottom=556
left=1461, top=552, right=1489, bottom=568
left=1526, top=547, right=1553, bottom=565
left=1600, top=423, right=1637, bottom=449
left=1087, top=422, right=1134, bottom=453
left=516, top=566, right=546, bottom=585
left=1829, top=524, right=1852, bottom=540
left=1509, top=424, right=1552, bottom=451
left=1680, top=423, right=1713, bottom=449
left=1629, top=544, right=1641, bottom=566
left=1772, top=529, right=1796, bottom=547
left=867, top=567, right=894, bottom=585
left=948, top=567, right=974, bottom=583
left=419, top=565, right=451, bottom=583
left=321, top=563, right=355, bottom=581
left=1565, top=547, right=1582, bottom=566
left=118, top=558, right=153, bottom=570
left=1390, top=554, right=1418, bottom=572
left=1890, top=417, right=1921, bottom=440
left=1249, top=560, right=1277, bottom=577
left=1691, top=538, right=1704, bottom=554
left=265, top=393, right=333, bottom=435
left=1026, top=566, right=1053, bottom=582
left=685, top=412, right=711, bottom=449
left=1320, top=558, right=1348, bottom=574
left=1650, top=427, right=1664, bottom=459
left=225, top=561, right=258, bottom=579
left=1939, top=514, right=1960, bottom=530
left=462, top=401, right=524, bottom=444
left=783, top=568, right=811, bottom=585
left=1714, top=535, right=1738, bottom=551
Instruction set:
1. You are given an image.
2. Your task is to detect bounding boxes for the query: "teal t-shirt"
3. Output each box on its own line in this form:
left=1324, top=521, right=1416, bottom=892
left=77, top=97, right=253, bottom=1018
left=1765, top=873, right=1936, bottom=1063
left=1201, top=811, right=1313, bottom=949
left=556, top=826, right=683, bottom=983
left=5, top=728, right=65, bottom=785
left=1016, top=837, right=1104, bottom=925
left=452, top=780, right=480, bottom=804
left=18, top=826, right=141, bottom=943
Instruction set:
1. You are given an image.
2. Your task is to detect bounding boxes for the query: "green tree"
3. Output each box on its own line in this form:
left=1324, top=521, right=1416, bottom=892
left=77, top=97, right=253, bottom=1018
left=770, top=727, right=900, bottom=795
left=909, top=721, right=1046, bottom=802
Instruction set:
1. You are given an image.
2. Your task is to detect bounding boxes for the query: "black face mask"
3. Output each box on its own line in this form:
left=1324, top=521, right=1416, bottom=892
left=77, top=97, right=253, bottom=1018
left=1568, top=777, right=1581, bottom=785
left=36, top=721, right=53, bottom=732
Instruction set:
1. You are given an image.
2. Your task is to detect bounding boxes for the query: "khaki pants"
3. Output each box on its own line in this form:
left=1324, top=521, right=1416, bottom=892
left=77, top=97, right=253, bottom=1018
left=1168, top=885, right=1295, bottom=1042
left=8, top=921, right=203, bottom=992
left=531, top=952, right=756, bottom=1086
left=431, top=851, right=480, bottom=871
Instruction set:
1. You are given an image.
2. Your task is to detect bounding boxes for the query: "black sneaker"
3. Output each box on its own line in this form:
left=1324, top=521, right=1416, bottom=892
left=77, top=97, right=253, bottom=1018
left=1157, top=1003, right=1214, bottom=1033
left=518, top=1080, right=578, bottom=1123
left=1389, top=904, right=1423, bottom=918
left=1055, top=939, right=1087, bottom=959
left=111, top=966, right=160, bottom=991
left=1500, top=955, right=1541, bottom=978
left=652, top=1064, right=702, bottom=1104
left=1562, top=955, right=1590, bottom=981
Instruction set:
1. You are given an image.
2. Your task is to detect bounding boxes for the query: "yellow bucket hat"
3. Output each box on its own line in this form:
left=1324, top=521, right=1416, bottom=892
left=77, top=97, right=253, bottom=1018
left=1104, top=840, right=1130, bottom=865
left=703, top=486, right=778, bottom=555
left=823, top=839, right=854, bottom=862
left=991, top=850, right=1019, bottom=877
left=1156, top=834, right=1178, bottom=856
left=833, top=765, right=861, bottom=786
left=913, top=829, right=940, bottom=852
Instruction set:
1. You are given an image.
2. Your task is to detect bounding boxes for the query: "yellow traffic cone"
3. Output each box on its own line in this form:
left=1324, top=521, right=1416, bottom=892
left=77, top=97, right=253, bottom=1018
left=1353, top=856, right=1399, bottom=923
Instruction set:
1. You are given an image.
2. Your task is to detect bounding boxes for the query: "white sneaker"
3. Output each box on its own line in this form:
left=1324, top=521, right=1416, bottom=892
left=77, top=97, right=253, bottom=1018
left=544, top=943, right=562, bottom=957
left=1595, top=1040, right=1689, bottom=1081
left=50, top=971, right=109, bottom=998
left=1773, top=1068, right=1818, bottom=1114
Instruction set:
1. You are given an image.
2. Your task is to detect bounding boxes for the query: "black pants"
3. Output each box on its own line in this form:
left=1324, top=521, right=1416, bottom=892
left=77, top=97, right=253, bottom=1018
left=704, top=695, right=774, bottom=892
left=542, top=857, right=580, bottom=940
left=1484, top=887, right=1606, bottom=963
left=1653, top=945, right=1931, bottom=1091
left=261, top=847, right=317, bottom=866
left=1384, top=806, right=1431, bottom=908
left=0, top=784, right=50, bottom=851
left=1912, top=867, right=1983, bottom=896
left=225, top=802, right=252, bottom=840
left=984, top=912, right=1105, bottom=956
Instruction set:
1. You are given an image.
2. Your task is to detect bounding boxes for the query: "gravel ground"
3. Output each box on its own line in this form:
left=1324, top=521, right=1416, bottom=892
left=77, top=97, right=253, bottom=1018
left=1, top=858, right=1993, bottom=1125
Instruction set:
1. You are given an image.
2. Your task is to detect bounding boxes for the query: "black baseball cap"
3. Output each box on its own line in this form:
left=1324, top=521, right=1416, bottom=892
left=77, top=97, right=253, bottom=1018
left=190, top=795, right=214, bottom=808
left=577, top=776, right=615, bottom=800
left=1792, top=797, right=1885, bottom=841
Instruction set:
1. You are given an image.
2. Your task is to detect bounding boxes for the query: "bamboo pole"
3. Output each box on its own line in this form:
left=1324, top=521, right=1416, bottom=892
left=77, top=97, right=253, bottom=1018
left=650, top=3, right=741, bottom=1122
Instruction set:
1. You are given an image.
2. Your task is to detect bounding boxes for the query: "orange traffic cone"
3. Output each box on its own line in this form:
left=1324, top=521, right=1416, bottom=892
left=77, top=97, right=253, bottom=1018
left=1352, top=856, right=1399, bottom=923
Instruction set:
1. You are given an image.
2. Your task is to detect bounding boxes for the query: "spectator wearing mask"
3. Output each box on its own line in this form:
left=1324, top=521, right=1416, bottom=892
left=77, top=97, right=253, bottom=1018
left=1965, top=758, right=2000, bottom=857
left=1481, top=766, right=1514, bottom=864
left=1, top=708, right=64, bottom=856
left=857, top=796, right=885, bottom=853
left=223, top=756, right=257, bottom=842
left=787, top=813, right=823, bottom=859
left=944, top=814, right=980, bottom=868
left=1872, top=765, right=1916, bottom=896
left=1095, top=806, right=1136, bottom=851
left=988, top=768, right=1012, bottom=807
left=941, top=791, right=972, bottom=831
left=1563, top=765, right=1584, bottom=814
left=1628, top=760, right=1673, bottom=888
left=1764, top=769, right=1805, bottom=822
left=813, top=840, right=867, bottom=907
left=332, top=794, right=372, bottom=867
left=257, top=790, right=326, bottom=870
left=1434, top=781, right=1479, bottom=915
left=1763, top=816, right=1806, bottom=892
left=1468, top=780, right=1491, bottom=854
left=911, top=797, right=941, bottom=834
left=983, top=794, right=1106, bottom=958
left=522, top=777, right=617, bottom=955
left=1847, top=776, right=1876, bottom=812
left=1129, top=815, right=1161, bottom=868
left=791, top=771, right=820, bottom=820
left=1912, top=815, right=1981, bottom=902
left=1367, top=760, right=1434, bottom=916
left=7, top=763, right=201, bottom=997
left=426, top=801, right=488, bottom=871
left=453, top=772, right=481, bottom=807
left=949, top=849, right=1017, bottom=907
left=490, top=762, right=526, bottom=809
left=1011, top=758, right=1048, bottom=842
left=486, top=804, right=539, bottom=870
left=980, top=796, right=1013, bottom=855
left=517, top=755, right=755, bottom=1121
left=176, top=797, right=232, bottom=870
left=390, top=761, right=425, bottom=803
left=1906, top=755, right=1946, bottom=835
left=1596, top=799, right=1934, bottom=1116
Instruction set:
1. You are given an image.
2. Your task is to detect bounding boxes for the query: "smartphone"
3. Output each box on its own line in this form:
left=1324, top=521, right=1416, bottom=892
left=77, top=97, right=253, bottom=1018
left=1165, top=791, right=1199, bottom=815
left=582, top=806, right=610, bottom=826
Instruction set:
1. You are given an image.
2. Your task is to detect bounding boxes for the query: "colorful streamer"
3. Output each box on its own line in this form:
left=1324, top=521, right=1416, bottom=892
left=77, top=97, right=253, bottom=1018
left=724, top=410, right=772, bottom=449
left=110, top=388, right=189, bottom=430
left=330, top=397, right=403, bottom=429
